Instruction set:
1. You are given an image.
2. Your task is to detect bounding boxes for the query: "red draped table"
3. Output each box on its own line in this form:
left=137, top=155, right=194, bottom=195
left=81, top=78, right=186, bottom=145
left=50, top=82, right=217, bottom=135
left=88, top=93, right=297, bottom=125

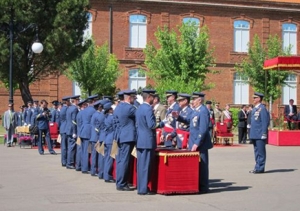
left=132, top=148, right=200, bottom=195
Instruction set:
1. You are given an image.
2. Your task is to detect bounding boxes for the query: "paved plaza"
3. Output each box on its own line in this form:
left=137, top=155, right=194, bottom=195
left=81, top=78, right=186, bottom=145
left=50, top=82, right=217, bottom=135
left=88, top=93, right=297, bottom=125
left=0, top=143, right=299, bottom=211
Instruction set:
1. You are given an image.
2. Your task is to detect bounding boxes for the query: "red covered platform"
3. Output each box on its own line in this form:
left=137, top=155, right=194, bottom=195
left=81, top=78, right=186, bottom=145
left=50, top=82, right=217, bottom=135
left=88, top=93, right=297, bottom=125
left=268, top=130, right=300, bottom=146
left=132, top=148, right=200, bottom=195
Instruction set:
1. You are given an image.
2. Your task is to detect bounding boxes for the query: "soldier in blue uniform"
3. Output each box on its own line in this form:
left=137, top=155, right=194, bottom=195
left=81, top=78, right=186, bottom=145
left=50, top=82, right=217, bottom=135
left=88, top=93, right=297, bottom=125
left=75, top=99, right=88, bottom=171
left=50, top=100, right=60, bottom=126
left=173, top=92, right=213, bottom=194
left=162, top=90, right=181, bottom=147
left=16, top=105, right=26, bottom=126
left=174, top=93, right=193, bottom=148
left=136, top=89, right=164, bottom=195
left=65, top=95, right=80, bottom=169
left=80, top=95, right=97, bottom=173
left=114, top=90, right=136, bottom=191
left=206, top=100, right=215, bottom=142
left=103, top=102, right=116, bottom=183
left=36, top=100, right=56, bottom=155
left=89, top=99, right=106, bottom=177
left=59, top=97, right=70, bottom=167
left=249, top=92, right=270, bottom=174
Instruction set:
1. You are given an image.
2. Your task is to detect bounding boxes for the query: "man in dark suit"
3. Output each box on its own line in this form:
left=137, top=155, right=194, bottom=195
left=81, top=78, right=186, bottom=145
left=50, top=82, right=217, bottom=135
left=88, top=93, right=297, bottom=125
left=284, top=99, right=297, bottom=130
left=238, top=105, right=248, bottom=144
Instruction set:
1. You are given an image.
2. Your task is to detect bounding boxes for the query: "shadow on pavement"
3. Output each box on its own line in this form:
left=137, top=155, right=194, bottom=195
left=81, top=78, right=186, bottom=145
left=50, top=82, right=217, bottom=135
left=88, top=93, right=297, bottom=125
left=209, top=178, right=251, bottom=193
left=265, top=169, right=297, bottom=173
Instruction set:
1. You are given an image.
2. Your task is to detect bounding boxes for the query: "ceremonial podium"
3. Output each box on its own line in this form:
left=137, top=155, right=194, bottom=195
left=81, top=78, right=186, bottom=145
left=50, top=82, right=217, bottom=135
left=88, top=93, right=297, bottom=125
left=132, top=148, right=200, bottom=194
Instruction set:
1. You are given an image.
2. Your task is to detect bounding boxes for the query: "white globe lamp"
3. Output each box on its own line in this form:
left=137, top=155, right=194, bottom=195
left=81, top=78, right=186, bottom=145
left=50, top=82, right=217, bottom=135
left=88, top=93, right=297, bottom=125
left=31, top=42, right=44, bottom=54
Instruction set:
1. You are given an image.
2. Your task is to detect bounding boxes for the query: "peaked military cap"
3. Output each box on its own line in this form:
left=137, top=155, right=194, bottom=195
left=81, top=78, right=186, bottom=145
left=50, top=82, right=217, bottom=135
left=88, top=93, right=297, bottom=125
left=93, top=100, right=102, bottom=106
left=62, top=96, right=71, bottom=101
left=123, top=90, right=136, bottom=96
left=206, top=100, right=212, bottom=105
left=33, top=100, right=39, bottom=103
left=191, top=92, right=205, bottom=98
left=177, top=93, right=191, bottom=101
left=142, top=89, right=156, bottom=95
left=166, top=90, right=178, bottom=97
left=52, top=100, right=59, bottom=106
left=78, top=99, right=87, bottom=106
left=103, top=96, right=113, bottom=101
left=103, top=102, right=113, bottom=111
left=100, top=99, right=110, bottom=106
left=70, top=95, right=80, bottom=100
left=117, top=91, right=124, bottom=96
left=253, top=92, right=264, bottom=99
left=88, top=94, right=98, bottom=100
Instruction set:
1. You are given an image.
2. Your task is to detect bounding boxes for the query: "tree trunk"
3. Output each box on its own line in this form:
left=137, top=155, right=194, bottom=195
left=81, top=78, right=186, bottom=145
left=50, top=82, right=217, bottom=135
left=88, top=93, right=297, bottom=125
left=269, top=97, right=273, bottom=129
left=88, top=88, right=92, bottom=96
left=19, top=79, right=33, bottom=104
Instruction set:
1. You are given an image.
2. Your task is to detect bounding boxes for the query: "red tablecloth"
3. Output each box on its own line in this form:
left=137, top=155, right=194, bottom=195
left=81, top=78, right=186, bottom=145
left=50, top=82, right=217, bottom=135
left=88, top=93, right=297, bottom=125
left=132, top=148, right=200, bottom=194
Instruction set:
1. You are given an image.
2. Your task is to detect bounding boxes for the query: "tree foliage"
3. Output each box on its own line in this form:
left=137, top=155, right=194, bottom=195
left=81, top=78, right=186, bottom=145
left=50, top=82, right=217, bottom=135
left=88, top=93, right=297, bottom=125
left=235, top=34, right=290, bottom=103
left=67, top=39, right=120, bottom=97
left=0, top=0, right=89, bottom=103
left=144, top=22, right=215, bottom=97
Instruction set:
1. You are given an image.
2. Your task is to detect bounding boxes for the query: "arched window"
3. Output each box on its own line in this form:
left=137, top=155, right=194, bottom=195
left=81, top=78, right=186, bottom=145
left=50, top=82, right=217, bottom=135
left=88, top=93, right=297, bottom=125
left=128, top=69, right=146, bottom=90
left=183, top=17, right=200, bottom=26
left=83, top=12, right=92, bottom=40
left=282, top=23, right=297, bottom=55
left=129, top=15, right=147, bottom=48
left=233, top=72, right=249, bottom=104
left=234, top=20, right=250, bottom=53
left=282, top=74, right=297, bottom=104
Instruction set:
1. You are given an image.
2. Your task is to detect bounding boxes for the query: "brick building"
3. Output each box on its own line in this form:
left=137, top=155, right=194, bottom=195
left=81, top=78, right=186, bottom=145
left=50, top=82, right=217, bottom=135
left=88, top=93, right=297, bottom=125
left=1, top=0, right=300, bottom=117
left=89, top=0, right=300, bottom=115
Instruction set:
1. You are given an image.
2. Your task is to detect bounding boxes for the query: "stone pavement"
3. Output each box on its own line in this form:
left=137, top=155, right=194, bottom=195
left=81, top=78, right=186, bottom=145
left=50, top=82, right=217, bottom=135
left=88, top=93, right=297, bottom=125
left=0, top=144, right=299, bottom=211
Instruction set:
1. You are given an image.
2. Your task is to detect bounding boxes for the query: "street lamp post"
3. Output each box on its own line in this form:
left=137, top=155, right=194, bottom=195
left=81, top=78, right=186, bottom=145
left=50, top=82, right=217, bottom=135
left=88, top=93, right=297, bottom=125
left=1, top=3, right=44, bottom=105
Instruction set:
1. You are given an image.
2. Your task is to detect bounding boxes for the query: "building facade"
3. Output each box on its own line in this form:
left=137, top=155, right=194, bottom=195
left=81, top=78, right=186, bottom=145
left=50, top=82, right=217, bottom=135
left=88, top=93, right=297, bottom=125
left=90, top=0, right=300, bottom=114
left=1, top=0, right=300, bottom=117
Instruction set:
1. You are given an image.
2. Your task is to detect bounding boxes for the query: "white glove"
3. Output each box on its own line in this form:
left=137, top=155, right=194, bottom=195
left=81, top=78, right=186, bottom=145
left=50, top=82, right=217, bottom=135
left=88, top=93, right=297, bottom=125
left=247, top=124, right=251, bottom=129
left=24, top=123, right=27, bottom=126
left=72, top=134, right=77, bottom=139
left=28, top=124, right=31, bottom=127
left=261, top=135, right=267, bottom=139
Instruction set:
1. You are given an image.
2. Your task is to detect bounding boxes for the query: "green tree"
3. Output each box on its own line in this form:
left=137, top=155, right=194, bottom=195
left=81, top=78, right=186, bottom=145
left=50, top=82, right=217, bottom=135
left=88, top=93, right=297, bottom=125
left=0, top=0, right=89, bottom=103
left=67, top=39, right=120, bottom=97
left=144, top=22, right=215, bottom=97
left=235, top=35, right=290, bottom=109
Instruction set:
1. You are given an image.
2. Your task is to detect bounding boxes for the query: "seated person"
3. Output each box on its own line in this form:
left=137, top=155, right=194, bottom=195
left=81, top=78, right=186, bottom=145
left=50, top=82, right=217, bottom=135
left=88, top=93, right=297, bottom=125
left=284, top=99, right=297, bottom=130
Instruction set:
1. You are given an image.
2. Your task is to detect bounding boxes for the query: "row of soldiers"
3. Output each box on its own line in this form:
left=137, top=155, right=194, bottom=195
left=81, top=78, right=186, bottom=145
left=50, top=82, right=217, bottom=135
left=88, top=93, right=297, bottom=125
left=54, top=89, right=212, bottom=195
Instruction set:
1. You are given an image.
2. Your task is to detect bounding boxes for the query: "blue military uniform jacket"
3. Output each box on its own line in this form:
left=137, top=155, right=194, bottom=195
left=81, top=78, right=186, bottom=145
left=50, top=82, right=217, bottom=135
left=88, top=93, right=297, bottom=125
left=59, top=105, right=68, bottom=134
left=65, top=105, right=78, bottom=136
left=177, top=106, right=193, bottom=131
left=76, top=110, right=83, bottom=138
left=51, top=109, right=60, bottom=127
left=249, top=104, right=270, bottom=139
left=90, top=110, right=105, bottom=142
left=36, top=108, right=51, bottom=130
left=16, top=112, right=24, bottom=126
left=104, top=114, right=115, bottom=145
left=136, top=103, right=157, bottom=149
left=31, top=107, right=40, bottom=126
left=25, top=107, right=34, bottom=125
left=186, top=105, right=213, bottom=150
left=113, top=102, right=136, bottom=143
left=80, top=106, right=96, bottom=139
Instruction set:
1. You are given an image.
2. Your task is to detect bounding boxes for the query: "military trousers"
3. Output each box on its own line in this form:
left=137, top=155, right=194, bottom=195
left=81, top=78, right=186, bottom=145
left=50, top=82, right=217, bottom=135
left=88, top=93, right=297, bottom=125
left=137, top=148, right=154, bottom=194
left=60, top=133, right=68, bottom=165
left=97, top=142, right=105, bottom=178
left=199, top=150, right=210, bottom=192
left=252, top=139, right=266, bottom=172
left=75, top=143, right=82, bottom=170
left=116, top=142, right=134, bottom=188
left=81, top=138, right=90, bottom=172
left=104, top=143, right=114, bottom=180
left=67, top=135, right=76, bottom=167
left=38, top=129, right=54, bottom=154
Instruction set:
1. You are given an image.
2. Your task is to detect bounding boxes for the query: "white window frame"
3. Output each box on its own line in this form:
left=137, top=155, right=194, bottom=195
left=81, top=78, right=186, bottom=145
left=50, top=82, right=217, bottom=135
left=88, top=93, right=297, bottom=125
left=128, top=69, right=146, bottom=90
left=234, top=20, right=250, bottom=53
left=233, top=72, right=249, bottom=104
left=282, top=74, right=297, bottom=104
left=282, top=23, right=297, bottom=55
left=129, top=15, right=147, bottom=48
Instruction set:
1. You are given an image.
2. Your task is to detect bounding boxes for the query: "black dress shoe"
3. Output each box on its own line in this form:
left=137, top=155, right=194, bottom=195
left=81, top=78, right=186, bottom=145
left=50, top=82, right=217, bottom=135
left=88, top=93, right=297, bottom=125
left=39, top=152, right=44, bottom=155
left=75, top=168, right=81, bottom=171
left=249, top=170, right=264, bottom=174
left=138, top=191, right=156, bottom=195
left=116, top=186, right=134, bottom=191
left=50, top=151, right=57, bottom=155
left=82, top=171, right=89, bottom=174
left=91, top=173, right=98, bottom=177
left=199, top=189, right=209, bottom=194
left=66, top=165, right=75, bottom=169
left=62, top=164, right=66, bottom=167
left=105, top=179, right=116, bottom=183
